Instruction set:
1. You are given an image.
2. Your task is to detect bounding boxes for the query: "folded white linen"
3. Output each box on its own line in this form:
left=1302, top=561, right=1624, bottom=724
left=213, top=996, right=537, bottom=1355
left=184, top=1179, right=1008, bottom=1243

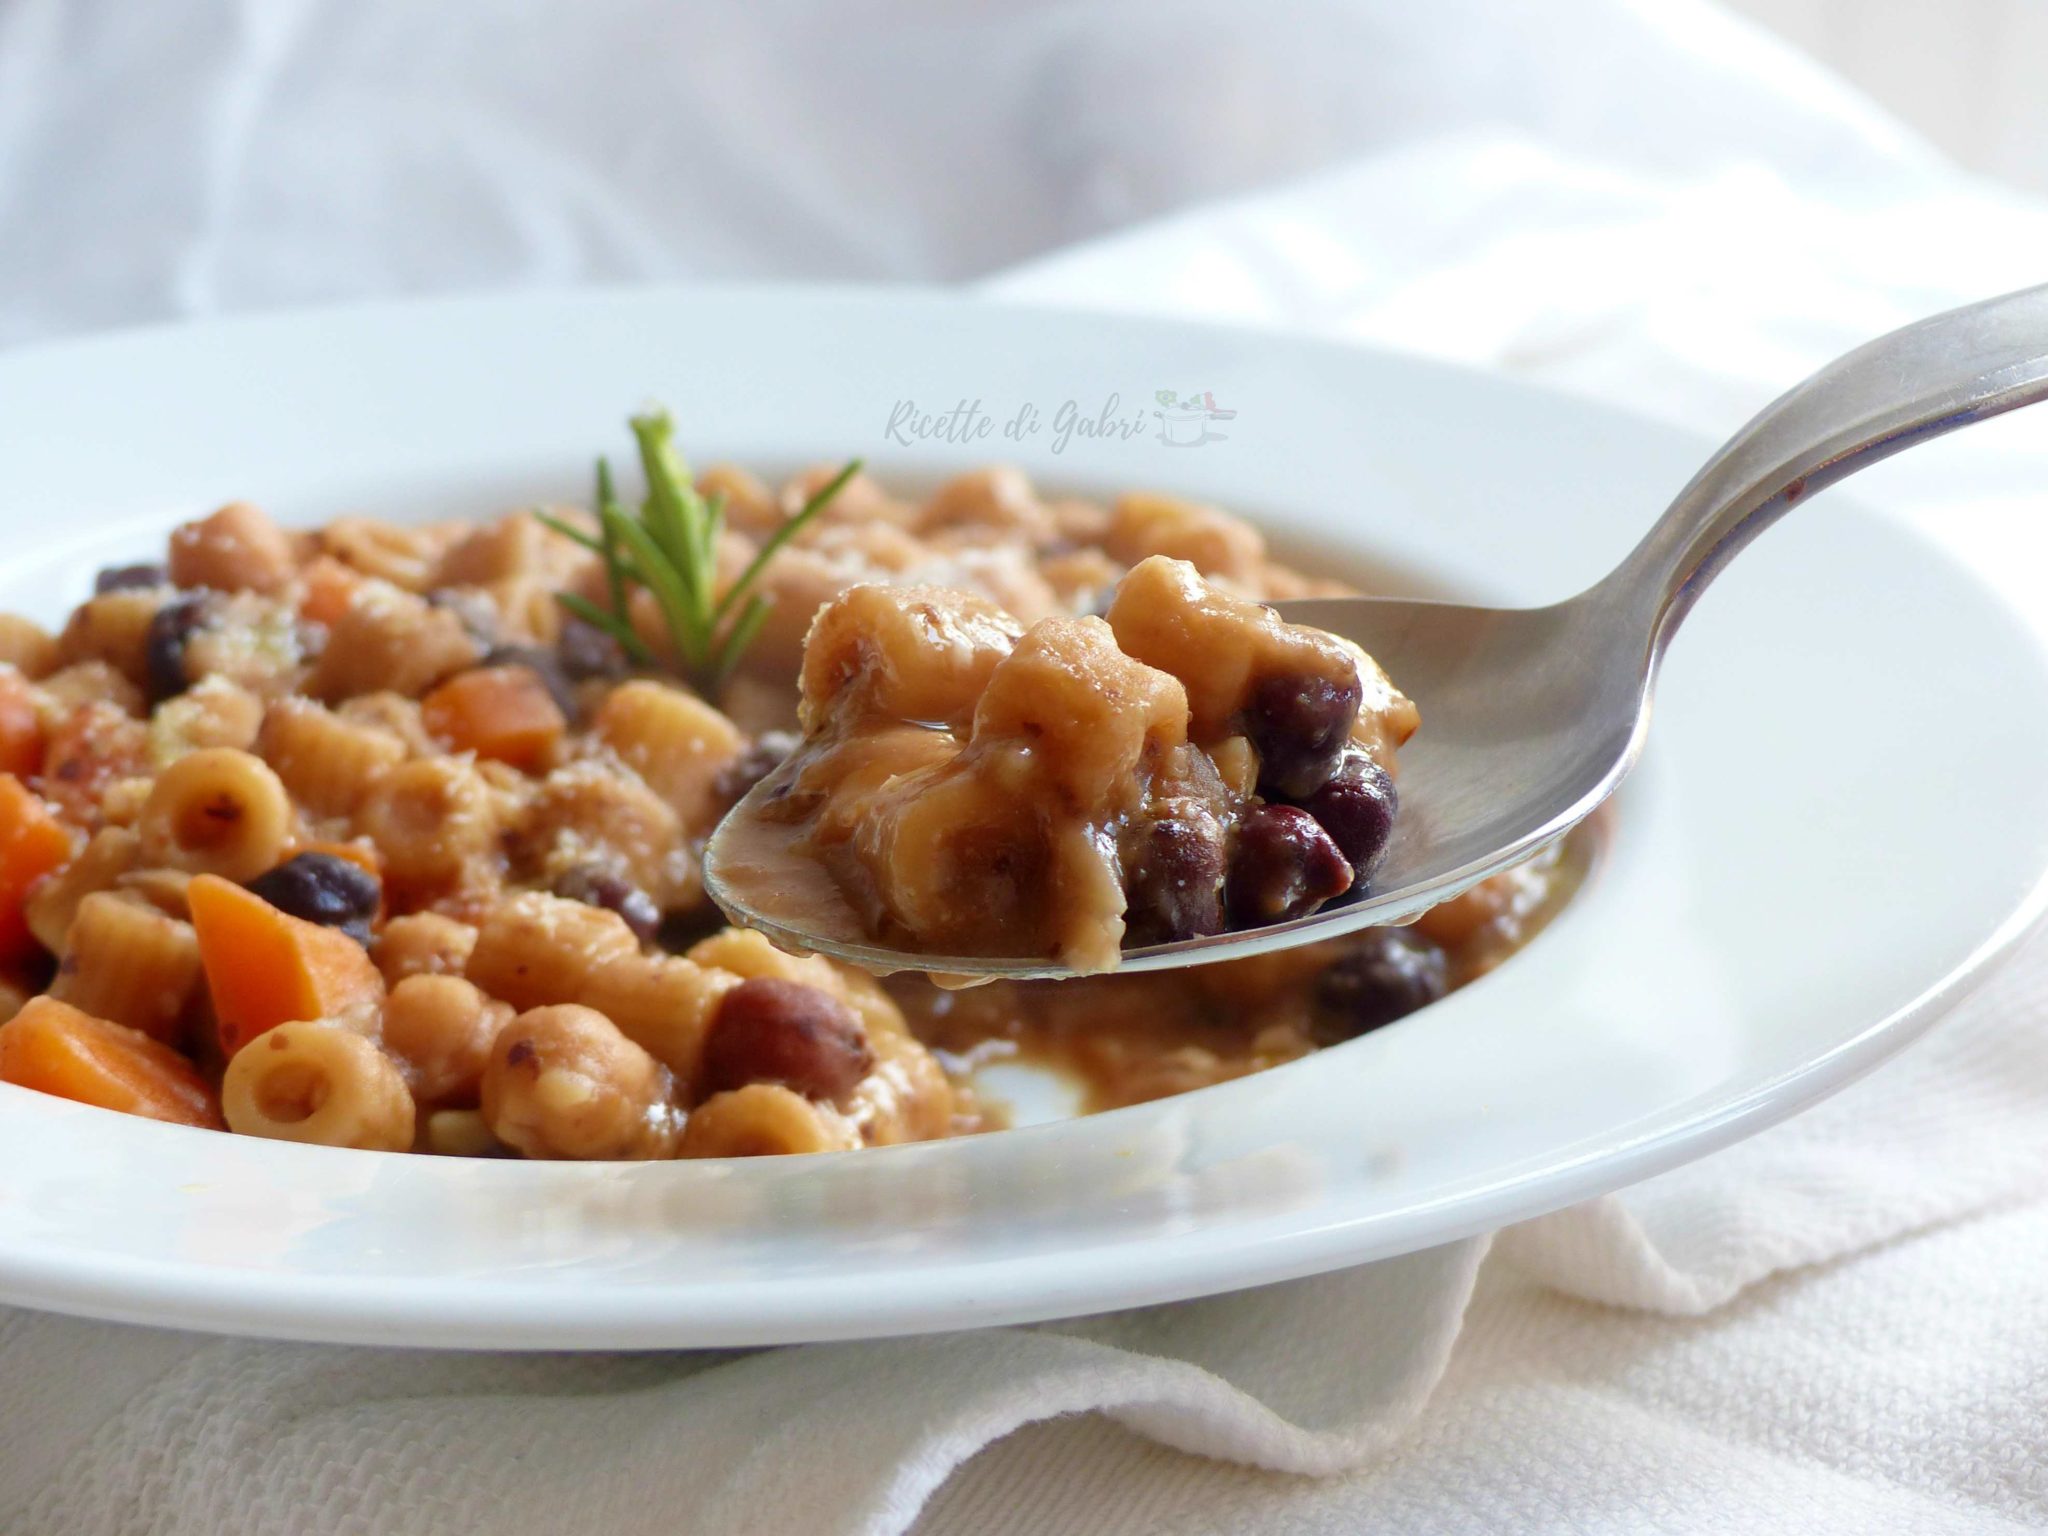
left=4, top=2, right=2048, bottom=1532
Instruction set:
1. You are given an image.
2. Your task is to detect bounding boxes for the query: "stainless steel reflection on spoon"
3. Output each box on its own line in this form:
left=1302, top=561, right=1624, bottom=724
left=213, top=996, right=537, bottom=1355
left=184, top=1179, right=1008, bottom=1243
left=705, top=283, right=2048, bottom=981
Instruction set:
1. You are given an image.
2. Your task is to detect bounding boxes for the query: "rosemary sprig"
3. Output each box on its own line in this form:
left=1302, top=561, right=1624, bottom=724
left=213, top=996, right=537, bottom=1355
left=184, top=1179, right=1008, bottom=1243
left=537, top=410, right=860, bottom=697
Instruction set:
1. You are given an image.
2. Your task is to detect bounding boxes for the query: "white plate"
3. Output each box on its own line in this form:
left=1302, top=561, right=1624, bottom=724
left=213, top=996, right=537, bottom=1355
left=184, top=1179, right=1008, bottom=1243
left=1, top=289, right=2045, bottom=1349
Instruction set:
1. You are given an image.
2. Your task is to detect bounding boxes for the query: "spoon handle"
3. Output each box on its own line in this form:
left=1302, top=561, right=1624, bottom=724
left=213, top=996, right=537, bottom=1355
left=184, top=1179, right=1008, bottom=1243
left=1613, top=282, right=2048, bottom=650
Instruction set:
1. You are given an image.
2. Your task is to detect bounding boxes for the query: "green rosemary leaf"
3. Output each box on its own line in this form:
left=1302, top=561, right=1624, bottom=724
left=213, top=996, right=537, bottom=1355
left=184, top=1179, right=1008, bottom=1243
left=712, top=592, right=772, bottom=691
left=535, top=508, right=643, bottom=587
left=630, top=411, right=713, bottom=649
left=557, top=591, right=652, bottom=664
left=532, top=509, right=606, bottom=556
left=702, top=487, right=728, bottom=577
left=714, top=458, right=862, bottom=628
left=643, top=504, right=711, bottom=662
left=593, top=457, right=632, bottom=619
left=602, top=504, right=700, bottom=671
left=554, top=411, right=858, bottom=700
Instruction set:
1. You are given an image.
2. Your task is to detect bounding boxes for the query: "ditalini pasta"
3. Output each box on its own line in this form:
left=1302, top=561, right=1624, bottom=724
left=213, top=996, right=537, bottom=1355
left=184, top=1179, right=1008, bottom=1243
left=0, top=439, right=1585, bottom=1156
left=222, top=1019, right=416, bottom=1151
left=258, top=698, right=410, bottom=816
left=137, top=747, right=294, bottom=881
left=48, top=892, right=202, bottom=1042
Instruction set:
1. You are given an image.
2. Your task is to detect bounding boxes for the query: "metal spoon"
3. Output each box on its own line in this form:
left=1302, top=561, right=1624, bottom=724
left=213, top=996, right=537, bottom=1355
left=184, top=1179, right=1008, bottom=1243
left=706, top=283, right=2048, bottom=980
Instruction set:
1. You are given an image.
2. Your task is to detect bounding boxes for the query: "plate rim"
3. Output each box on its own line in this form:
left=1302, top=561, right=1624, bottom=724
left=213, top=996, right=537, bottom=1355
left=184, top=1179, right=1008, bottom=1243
left=0, top=283, right=2042, bottom=1348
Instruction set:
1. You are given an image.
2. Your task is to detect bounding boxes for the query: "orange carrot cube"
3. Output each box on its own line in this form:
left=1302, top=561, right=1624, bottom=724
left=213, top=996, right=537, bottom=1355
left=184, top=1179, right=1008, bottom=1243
left=0, top=995, right=222, bottom=1128
left=420, top=665, right=567, bottom=771
left=0, top=774, right=76, bottom=962
left=187, top=873, right=386, bottom=1056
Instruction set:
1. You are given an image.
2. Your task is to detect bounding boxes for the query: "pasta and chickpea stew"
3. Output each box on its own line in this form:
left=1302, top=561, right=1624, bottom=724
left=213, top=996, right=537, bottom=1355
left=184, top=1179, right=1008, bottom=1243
left=0, top=411, right=1584, bottom=1158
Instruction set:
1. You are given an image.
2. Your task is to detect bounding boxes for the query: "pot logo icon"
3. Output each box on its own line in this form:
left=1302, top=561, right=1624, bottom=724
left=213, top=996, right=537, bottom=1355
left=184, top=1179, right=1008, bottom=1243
left=1153, top=389, right=1236, bottom=448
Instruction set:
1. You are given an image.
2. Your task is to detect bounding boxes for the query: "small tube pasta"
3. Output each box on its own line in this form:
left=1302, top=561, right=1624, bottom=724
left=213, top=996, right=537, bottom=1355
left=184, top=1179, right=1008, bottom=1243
left=24, top=826, right=140, bottom=955
left=798, top=585, right=1020, bottom=728
left=432, top=512, right=582, bottom=587
left=685, top=925, right=842, bottom=990
left=514, top=761, right=679, bottom=898
left=57, top=592, right=161, bottom=688
left=38, top=659, right=143, bottom=717
left=354, top=756, right=499, bottom=889
left=335, top=692, right=435, bottom=755
left=148, top=677, right=264, bottom=766
left=221, top=1020, right=416, bottom=1151
left=136, top=747, right=293, bottom=881
left=482, top=576, right=568, bottom=646
left=465, top=891, right=637, bottom=1004
left=38, top=697, right=148, bottom=824
left=780, top=464, right=901, bottom=525
left=317, top=516, right=441, bottom=592
left=258, top=697, right=409, bottom=816
left=678, top=1084, right=860, bottom=1158
left=696, top=463, right=779, bottom=535
left=479, top=1004, right=679, bottom=1160
left=96, top=777, right=154, bottom=828
left=467, top=893, right=727, bottom=1087
left=916, top=466, right=1054, bottom=539
left=1104, top=491, right=1265, bottom=582
left=580, top=952, right=737, bottom=1092
left=174, top=592, right=307, bottom=697
left=592, top=680, right=744, bottom=826
left=685, top=925, right=888, bottom=1034
left=0, top=668, right=44, bottom=779
left=48, top=892, right=203, bottom=1043
left=308, top=583, right=479, bottom=701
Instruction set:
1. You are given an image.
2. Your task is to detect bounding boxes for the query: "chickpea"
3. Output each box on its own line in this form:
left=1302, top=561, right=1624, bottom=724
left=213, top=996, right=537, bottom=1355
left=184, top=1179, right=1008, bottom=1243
left=480, top=1004, right=679, bottom=1160
left=381, top=974, right=512, bottom=1106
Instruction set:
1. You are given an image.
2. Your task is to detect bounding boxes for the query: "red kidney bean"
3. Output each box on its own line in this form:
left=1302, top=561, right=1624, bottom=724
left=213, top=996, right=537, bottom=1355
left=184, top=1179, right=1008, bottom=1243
left=1246, top=665, right=1363, bottom=799
left=143, top=591, right=214, bottom=704
left=1123, top=813, right=1228, bottom=945
left=1225, top=804, right=1353, bottom=925
left=1311, top=928, right=1448, bottom=1043
left=95, top=562, right=168, bottom=594
left=246, top=852, right=382, bottom=944
left=1297, top=751, right=1397, bottom=879
left=698, top=977, right=875, bottom=1106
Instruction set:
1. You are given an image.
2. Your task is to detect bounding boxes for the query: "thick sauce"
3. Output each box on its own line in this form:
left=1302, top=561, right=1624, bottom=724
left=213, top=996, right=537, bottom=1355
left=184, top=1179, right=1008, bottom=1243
left=896, top=826, right=1594, bottom=1118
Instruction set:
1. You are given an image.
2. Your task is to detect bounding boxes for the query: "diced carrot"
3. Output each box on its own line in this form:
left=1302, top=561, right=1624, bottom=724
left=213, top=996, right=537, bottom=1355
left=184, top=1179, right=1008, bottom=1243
left=0, top=995, right=222, bottom=1128
left=298, top=556, right=363, bottom=629
left=187, top=873, right=386, bottom=1056
left=420, top=665, right=567, bottom=771
left=0, top=775, right=76, bottom=963
left=0, top=670, right=44, bottom=778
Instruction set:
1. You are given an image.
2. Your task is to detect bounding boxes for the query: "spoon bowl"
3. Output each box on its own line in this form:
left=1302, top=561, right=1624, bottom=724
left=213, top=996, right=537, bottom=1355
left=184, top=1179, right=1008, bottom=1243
left=706, top=282, right=2048, bottom=979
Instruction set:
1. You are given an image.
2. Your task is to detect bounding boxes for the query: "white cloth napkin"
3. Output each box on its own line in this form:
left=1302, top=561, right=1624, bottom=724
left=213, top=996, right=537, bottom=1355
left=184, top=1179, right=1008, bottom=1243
left=6, top=2, right=2048, bottom=1532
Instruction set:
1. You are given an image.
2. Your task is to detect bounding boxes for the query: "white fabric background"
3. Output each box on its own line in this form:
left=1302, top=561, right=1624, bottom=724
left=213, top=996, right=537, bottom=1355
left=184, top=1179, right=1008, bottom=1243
left=4, top=1, right=2048, bottom=1531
